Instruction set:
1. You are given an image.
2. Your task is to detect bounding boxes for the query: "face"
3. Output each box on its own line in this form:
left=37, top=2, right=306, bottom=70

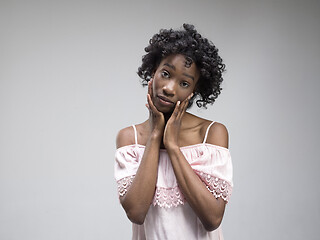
left=151, top=54, right=199, bottom=113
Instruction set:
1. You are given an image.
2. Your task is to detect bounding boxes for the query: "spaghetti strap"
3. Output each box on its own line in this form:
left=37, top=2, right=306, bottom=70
left=132, top=125, right=138, bottom=145
left=203, top=121, right=215, bottom=144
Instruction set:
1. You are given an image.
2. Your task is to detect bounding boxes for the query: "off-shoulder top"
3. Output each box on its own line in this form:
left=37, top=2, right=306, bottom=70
left=114, top=122, right=233, bottom=240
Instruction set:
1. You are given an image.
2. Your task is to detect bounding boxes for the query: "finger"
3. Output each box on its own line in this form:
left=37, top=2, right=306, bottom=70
left=177, top=100, right=187, bottom=119
left=181, top=93, right=193, bottom=108
left=148, top=80, right=151, bottom=95
left=184, top=92, right=193, bottom=107
left=147, top=93, right=159, bottom=114
left=185, top=93, right=193, bottom=108
left=148, top=79, right=153, bottom=98
left=178, top=94, right=192, bottom=118
left=147, top=81, right=150, bottom=101
left=147, top=94, right=153, bottom=108
left=170, top=101, right=181, bottom=120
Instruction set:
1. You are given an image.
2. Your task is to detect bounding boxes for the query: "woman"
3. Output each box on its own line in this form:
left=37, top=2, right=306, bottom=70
left=115, top=24, right=233, bottom=239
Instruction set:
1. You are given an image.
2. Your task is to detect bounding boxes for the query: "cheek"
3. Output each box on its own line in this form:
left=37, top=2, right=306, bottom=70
left=151, top=79, right=160, bottom=98
left=152, top=77, right=161, bottom=91
left=152, top=80, right=156, bottom=94
left=178, top=91, right=191, bottom=102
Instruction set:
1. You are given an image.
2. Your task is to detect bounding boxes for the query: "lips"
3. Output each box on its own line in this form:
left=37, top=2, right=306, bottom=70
left=157, top=95, right=174, bottom=106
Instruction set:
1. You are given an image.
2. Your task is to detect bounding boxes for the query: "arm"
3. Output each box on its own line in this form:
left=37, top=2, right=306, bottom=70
left=166, top=142, right=227, bottom=231
left=117, top=129, right=161, bottom=225
left=116, top=80, right=164, bottom=225
left=163, top=99, right=228, bottom=231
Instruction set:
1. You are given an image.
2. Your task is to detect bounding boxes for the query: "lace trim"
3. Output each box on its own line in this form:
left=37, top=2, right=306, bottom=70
left=116, top=171, right=232, bottom=206
left=117, top=175, right=135, bottom=197
left=117, top=176, right=186, bottom=207
left=152, top=186, right=186, bottom=208
left=194, top=170, right=232, bottom=202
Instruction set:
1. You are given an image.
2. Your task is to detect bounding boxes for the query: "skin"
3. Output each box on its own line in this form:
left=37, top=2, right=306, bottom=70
left=116, top=54, right=229, bottom=231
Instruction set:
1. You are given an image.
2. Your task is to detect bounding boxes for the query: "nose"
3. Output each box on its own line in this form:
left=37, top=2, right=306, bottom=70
left=162, top=80, right=176, bottom=96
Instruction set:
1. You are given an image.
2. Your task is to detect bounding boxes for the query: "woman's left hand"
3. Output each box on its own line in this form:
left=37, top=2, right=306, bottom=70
left=163, top=93, right=193, bottom=150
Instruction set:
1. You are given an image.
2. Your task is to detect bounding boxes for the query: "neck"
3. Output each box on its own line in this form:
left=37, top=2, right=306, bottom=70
left=163, top=111, right=189, bottom=124
left=163, top=112, right=172, bottom=123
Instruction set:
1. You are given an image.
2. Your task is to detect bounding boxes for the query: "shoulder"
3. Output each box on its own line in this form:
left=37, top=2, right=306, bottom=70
left=183, top=114, right=229, bottom=148
left=116, top=126, right=135, bottom=149
left=205, top=121, right=229, bottom=149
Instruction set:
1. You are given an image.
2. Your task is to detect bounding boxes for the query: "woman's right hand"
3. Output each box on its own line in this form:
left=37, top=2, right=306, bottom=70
left=119, top=79, right=163, bottom=225
left=146, top=79, right=165, bottom=138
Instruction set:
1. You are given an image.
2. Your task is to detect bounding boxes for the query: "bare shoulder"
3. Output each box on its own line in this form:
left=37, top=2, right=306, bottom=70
left=182, top=114, right=228, bottom=148
left=116, top=126, right=135, bottom=149
left=205, top=121, right=229, bottom=149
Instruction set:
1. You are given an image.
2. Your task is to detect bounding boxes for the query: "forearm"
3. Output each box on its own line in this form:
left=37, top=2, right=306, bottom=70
left=167, top=146, right=226, bottom=231
left=121, top=133, right=161, bottom=224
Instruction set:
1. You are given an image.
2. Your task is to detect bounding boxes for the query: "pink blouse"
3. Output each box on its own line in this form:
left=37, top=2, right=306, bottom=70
left=114, top=122, right=233, bottom=240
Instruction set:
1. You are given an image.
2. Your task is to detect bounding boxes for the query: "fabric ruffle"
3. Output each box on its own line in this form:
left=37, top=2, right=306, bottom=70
left=194, top=170, right=232, bottom=202
left=114, top=144, right=233, bottom=207
left=152, top=185, right=186, bottom=208
left=117, top=175, right=135, bottom=197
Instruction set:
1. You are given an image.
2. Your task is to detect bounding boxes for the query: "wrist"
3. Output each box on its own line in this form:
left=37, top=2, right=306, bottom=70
left=150, top=130, right=163, bottom=141
left=165, top=143, right=180, bottom=153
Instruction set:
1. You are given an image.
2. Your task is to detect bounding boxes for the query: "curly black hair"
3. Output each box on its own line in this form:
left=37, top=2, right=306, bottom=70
left=137, top=23, right=226, bottom=108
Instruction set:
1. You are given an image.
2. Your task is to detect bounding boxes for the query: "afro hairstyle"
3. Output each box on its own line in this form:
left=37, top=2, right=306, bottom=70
left=137, top=23, right=226, bottom=108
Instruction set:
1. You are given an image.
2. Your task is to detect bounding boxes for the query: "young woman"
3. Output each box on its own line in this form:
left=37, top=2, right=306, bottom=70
left=114, top=24, right=233, bottom=240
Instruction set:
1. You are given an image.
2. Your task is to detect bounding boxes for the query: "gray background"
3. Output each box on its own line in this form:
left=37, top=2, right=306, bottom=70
left=1, top=0, right=319, bottom=239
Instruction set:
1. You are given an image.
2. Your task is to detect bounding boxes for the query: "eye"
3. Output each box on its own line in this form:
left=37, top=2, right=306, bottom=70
left=161, top=70, right=170, bottom=78
left=180, top=81, right=190, bottom=88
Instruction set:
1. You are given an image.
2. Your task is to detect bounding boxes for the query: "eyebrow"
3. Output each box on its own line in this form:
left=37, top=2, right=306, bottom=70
left=163, top=63, right=195, bottom=81
left=183, top=73, right=194, bottom=81
left=164, top=63, right=175, bottom=70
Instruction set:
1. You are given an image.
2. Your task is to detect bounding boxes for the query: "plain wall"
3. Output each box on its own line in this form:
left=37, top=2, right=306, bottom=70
left=1, top=0, right=319, bottom=239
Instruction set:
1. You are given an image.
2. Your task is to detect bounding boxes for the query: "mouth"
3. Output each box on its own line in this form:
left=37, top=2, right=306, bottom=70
left=157, top=95, right=174, bottom=106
